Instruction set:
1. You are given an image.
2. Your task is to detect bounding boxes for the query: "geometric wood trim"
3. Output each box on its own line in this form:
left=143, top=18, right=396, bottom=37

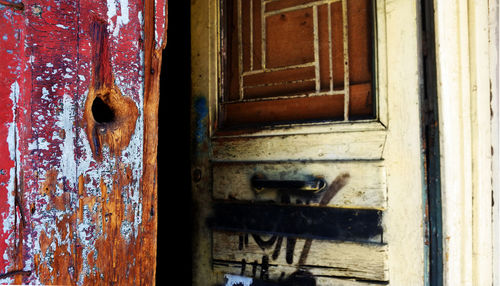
left=221, top=0, right=374, bottom=129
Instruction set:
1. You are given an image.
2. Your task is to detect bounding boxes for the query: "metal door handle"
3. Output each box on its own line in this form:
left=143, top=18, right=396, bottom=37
left=251, top=174, right=327, bottom=194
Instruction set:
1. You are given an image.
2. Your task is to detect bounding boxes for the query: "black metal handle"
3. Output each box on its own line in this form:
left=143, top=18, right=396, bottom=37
left=251, top=174, right=327, bottom=194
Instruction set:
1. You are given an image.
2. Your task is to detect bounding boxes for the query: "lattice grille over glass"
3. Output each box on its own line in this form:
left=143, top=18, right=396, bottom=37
left=220, top=0, right=374, bottom=129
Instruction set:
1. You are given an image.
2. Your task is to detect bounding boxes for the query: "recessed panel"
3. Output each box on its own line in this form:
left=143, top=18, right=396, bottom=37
left=221, top=0, right=375, bottom=129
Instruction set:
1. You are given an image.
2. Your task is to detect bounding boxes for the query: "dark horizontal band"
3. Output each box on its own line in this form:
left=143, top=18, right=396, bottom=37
left=209, top=201, right=383, bottom=242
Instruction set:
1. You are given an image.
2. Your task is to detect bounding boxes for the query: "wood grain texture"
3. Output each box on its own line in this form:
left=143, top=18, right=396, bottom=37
left=222, top=0, right=374, bottom=129
left=213, top=231, right=388, bottom=281
left=0, top=3, right=26, bottom=280
left=213, top=161, right=387, bottom=209
left=212, top=129, right=387, bottom=161
left=0, top=0, right=166, bottom=284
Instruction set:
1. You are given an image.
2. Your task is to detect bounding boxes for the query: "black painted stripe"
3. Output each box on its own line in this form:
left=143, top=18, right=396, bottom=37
left=209, top=202, right=383, bottom=242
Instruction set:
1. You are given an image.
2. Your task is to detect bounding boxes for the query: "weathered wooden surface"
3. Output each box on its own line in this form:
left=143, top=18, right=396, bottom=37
left=0, top=2, right=26, bottom=279
left=192, top=0, right=427, bottom=285
left=213, top=231, right=388, bottom=282
left=212, top=130, right=387, bottom=161
left=213, top=161, right=387, bottom=209
left=0, top=0, right=166, bottom=284
left=222, top=274, right=388, bottom=286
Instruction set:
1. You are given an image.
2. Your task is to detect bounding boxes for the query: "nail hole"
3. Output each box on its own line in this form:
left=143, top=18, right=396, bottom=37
left=91, top=96, right=115, bottom=124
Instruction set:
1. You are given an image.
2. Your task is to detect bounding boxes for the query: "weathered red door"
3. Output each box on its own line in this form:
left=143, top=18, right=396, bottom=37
left=0, top=0, right=166, bottom=284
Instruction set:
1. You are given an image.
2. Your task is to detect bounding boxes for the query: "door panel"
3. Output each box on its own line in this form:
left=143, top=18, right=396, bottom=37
left=212, top=129, right=387, bottom=160
left=191, top=0, right=424, bottom=285
left=213, top=161, right=386, bottom=209
left=213, top=231, right=388, bottom=281
left=220, top=0, right=375, bottom=129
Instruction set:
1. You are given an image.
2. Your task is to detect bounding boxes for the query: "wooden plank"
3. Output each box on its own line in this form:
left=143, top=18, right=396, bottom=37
left=219, top=274, right=387, bottom=286
left=222, top=0, right=374, bottom=128
left=0, top=3, right=26, bottom=279
left=265, top=7, right=315, bottom=69
left=243, top=66, right=316, bottom=88
left=315, top=277, right=388, bottom=285
left=0, top=0, right=166, bottom=284
left=222, top=93, right=346, bottom=128
left=210, top=202, right=383, bottom=242
left=16, top=2, right=83, bottom=285
left=265, top=0, right=340, bottom=13
left=213, top=231, right=388, bottom=282
left=213, top=161, right=387, bottom=209
left=212, top=129, right=387, bottom=161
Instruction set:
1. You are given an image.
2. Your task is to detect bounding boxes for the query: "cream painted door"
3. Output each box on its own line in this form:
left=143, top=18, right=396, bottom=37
left=191, top=0, right=425, bottom=285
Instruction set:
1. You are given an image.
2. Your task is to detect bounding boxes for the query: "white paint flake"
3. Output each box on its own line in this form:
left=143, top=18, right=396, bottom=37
left=114, top=0, right=130, bottom=37
left=59, top=93, right=77, bottom=184
left=107, top=0, right=130, bottom=37
left=224, top=274, right=253, bottom=286
left=2, top=81, right=19, bottom=268
left=56, top=24, right=69, bottom=30
left=41, top=86, right=50, bottom=100
left=7, top=82, right=19, bottom=161
left=106, top=0, right=117, bottom=33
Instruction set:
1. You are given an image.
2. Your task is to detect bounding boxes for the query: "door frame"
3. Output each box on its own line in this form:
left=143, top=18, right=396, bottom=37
left=434, top=0, right=493, bottom=285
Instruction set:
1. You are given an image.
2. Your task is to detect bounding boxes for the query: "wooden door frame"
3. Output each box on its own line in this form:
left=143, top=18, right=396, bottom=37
left=492, top=0, right=500, bottom=285
left=434, top=0, right=494, bottom=285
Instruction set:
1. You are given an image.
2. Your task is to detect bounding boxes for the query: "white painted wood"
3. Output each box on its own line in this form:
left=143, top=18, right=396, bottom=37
left=434, top=1, right=472, bottom=284
left=215, top=268, right=387, bottom=286
left=212, top=130, right=387, bottom=162
left=218, top=273, right=388, bottom=286
left=434, top=0, right=494, bottom=285
left=382, top=0, right=425, bottom=284
left=314, top=277, right=388, bottom=286
left=212, top=161, right=387, bottom=209
left=191, top=0, right=425, bottom=285
left=213, top=231, right=389, bottom=281
left=491, top=0, right=500, bottom=284
left=468, top=1, right=493, bottom=285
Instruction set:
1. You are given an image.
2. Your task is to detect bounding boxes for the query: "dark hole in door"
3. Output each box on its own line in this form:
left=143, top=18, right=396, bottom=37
left=91, top=96, right=115, bottom=123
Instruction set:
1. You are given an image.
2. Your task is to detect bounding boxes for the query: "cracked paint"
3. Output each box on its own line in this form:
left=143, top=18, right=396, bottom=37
left=0, top=0, right=165, bottom=284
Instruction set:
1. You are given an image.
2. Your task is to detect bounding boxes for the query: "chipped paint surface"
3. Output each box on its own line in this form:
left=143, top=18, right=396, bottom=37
left=0, top=0, right=166, bottom=284
left=0, top=3, right=26, bottom=281
left=154, top=0, right=167, bottom=49
left=224, top=274, right=253, bottom=286
left=191, top=0, right=426, bottom=284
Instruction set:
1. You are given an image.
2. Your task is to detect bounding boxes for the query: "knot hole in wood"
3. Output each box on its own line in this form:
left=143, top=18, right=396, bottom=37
left=84, top=85, right=138, bottom=161
left=91, top=95, right=115, bottom=124
left=83, top=19, right=139, bottom=161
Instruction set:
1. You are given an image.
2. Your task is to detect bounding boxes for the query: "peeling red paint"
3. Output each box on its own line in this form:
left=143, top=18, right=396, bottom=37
left=0, top=0, right=166, bottom=284
left=0, top=3, right=26, bottom=280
